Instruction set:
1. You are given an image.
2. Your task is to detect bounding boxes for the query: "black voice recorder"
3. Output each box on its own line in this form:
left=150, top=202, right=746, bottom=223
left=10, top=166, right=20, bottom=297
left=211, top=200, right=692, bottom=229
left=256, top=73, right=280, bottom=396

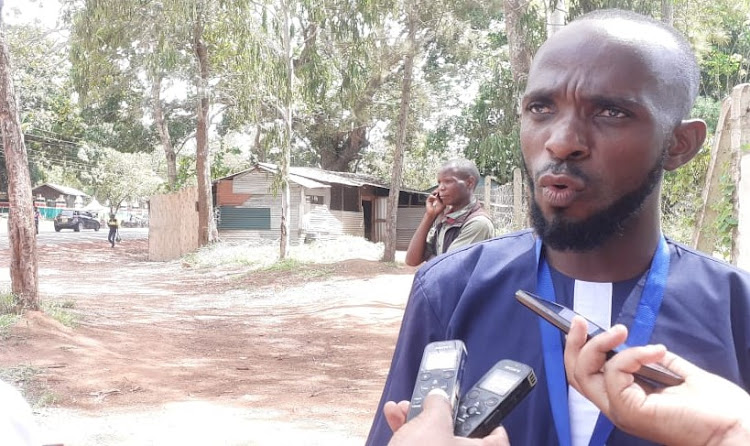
left=454, top=359, right=537, bottom=438
left=406, top=339, right=468, bottom=422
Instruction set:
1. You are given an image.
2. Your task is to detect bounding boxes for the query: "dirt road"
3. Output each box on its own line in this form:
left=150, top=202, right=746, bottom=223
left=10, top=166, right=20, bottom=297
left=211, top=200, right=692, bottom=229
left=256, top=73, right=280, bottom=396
left=0, top=237, right=415, bottom=445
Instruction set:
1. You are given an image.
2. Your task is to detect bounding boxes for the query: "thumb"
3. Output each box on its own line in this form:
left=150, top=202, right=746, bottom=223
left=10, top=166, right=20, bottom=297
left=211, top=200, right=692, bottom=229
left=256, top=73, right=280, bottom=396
left=418, top=388, right=455, bottom=429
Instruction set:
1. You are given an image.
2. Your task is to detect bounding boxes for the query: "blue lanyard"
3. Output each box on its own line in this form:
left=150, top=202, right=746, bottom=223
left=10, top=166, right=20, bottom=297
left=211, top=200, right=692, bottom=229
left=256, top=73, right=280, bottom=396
left=535, top=235, right=670, bottom=446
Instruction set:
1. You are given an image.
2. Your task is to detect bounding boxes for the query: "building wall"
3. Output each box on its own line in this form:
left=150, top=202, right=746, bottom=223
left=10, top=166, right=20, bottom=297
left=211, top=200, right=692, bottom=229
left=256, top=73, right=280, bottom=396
left=217, top=170, right=304, bottom=244
left=215, top=170, right=425, bottom=249
left=215, top=179, right=251, bottom=206
left=330, top=210, right=363, bottom=237
left=149, top=187, right=200, bottom=261
left=32, top=185, right=79, bottom=208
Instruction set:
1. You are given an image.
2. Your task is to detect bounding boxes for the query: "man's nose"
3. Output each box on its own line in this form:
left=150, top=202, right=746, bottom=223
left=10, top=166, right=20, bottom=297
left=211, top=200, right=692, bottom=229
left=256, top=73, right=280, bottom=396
left=545, top=114, right=589, bottom=161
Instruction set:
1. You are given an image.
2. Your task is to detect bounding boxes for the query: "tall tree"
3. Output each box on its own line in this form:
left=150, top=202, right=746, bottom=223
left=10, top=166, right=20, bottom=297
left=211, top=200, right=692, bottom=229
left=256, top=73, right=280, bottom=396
left=0, top=5, right=39, bottom=310
left=661, top=0, right=674, bottom=26
left=65, top=0, right=192, bottom=189
left=503, top=0, right=533, bottom=84
left=81, top=147, right=164, bottom=214
left=191, top=0, right=216, bottom=246
left=383, top=6, right=416, bottom=262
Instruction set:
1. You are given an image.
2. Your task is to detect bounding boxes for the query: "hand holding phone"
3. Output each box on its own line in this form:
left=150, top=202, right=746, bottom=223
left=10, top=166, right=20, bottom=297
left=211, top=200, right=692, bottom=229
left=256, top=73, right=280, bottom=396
left=515, top=290, right=683, bottom=387
left=426, top=191, right=446, bottom=216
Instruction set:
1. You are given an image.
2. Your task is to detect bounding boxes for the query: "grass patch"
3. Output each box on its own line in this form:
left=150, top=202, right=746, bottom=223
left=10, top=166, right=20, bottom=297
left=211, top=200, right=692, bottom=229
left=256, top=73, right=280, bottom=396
left=184, top=235, right=391, bottom=270
left=263, top=258, right=305, bottom=272
left=0, top=314, right=19, bottom=340
left=41, top=299, right=78, bottom=328
left=0, top=290, right=19, bottom=339
left=0, top=365, right=58, bottom=408
left=261, top=259, right=335, bottom=280
left=299, top=266, right=335, bottom=280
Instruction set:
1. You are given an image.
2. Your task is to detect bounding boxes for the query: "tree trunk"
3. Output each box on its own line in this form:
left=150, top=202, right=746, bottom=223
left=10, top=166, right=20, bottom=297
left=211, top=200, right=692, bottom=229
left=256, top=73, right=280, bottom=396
left=383, top=14, right=416, bottom=262
left=193, top=8, right=216, bottom=247
left=279, top=0, right=294, bottom=260
left=661, top=0, right=674, bottom=26
left=0, top=16, right=39, bottom=310
left=319, top=126, right=369, bottom=172
left=151, top=76, right=177, bottom=190
left=503, top=0, right=533, bottom=85
left=546, top=0, right=567, bottom=37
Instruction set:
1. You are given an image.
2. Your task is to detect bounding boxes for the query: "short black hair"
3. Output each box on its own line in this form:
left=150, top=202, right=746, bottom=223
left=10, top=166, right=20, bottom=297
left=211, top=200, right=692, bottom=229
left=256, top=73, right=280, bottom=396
left=574, top=9, right=700, bottom=121
left=440, top=159, right=481, bottom=189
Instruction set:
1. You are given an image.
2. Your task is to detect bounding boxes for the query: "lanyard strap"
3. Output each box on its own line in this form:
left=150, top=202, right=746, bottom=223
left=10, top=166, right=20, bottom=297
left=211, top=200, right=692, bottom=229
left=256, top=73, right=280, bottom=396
left=535, top=235, right=670, bottom=446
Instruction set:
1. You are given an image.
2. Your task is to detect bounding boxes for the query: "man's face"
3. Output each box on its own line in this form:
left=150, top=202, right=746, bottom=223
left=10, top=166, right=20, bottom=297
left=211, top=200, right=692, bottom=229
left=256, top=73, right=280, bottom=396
left=520, top=23, right=672, bottom=251
left=436, top=168, right=473, bottom=208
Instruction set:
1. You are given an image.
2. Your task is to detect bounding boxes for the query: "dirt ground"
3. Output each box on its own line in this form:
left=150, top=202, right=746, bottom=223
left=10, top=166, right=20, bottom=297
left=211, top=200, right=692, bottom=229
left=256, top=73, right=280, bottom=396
left=0, top=237, right=416, bottom=445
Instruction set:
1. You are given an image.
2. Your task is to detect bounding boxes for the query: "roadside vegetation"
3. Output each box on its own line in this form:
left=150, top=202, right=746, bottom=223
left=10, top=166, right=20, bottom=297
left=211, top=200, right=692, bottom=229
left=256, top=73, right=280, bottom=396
left=0, top=364, right=58, bottom=408
left=183, top=235, right=389, bottom=270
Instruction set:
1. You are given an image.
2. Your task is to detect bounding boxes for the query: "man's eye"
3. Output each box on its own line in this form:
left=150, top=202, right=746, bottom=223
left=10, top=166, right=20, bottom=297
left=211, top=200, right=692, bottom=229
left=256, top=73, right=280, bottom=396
left=597, top=107, right=628, bottom=118
left=528, top=103, right=552, bottom=114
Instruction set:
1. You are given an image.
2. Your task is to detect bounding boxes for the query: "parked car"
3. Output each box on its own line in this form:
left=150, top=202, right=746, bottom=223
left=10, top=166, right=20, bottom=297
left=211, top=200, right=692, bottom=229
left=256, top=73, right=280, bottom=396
left=54, top=210, right=101, bottom=232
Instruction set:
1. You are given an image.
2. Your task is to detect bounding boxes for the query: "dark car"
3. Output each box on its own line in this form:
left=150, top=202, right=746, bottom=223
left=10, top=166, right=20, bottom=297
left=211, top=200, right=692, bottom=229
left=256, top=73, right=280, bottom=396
left=54, top=210, right=101, bottom=232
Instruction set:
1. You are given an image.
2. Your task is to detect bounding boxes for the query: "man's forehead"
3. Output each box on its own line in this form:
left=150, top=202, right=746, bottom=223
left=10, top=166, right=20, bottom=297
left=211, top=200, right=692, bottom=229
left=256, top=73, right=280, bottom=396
left=526, top=21, right=674, bottom=96
left=533, top=19, right=678, bottom=67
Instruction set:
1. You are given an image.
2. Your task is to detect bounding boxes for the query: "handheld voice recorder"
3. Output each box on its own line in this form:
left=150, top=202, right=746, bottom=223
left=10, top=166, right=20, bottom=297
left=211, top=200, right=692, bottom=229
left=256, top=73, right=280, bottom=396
left=515, top=289, right=684, bottom=387
left=406, top=339, right=468, bottom=422
left=454, top=359, right=537, bottom=438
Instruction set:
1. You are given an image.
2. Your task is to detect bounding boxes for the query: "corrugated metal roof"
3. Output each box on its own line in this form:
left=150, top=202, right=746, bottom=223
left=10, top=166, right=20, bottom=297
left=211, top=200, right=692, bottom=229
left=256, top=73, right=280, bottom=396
left=33, top=183, right=90, bottom=197
left=289, top=173, right=330, bottom=189
left=214, top=162, right=427, bottom=195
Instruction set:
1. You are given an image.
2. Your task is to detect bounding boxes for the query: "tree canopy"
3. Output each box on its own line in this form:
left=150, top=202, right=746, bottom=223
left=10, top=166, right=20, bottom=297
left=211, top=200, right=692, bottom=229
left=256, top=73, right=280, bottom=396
left=0, top=0, right=747, bottom=251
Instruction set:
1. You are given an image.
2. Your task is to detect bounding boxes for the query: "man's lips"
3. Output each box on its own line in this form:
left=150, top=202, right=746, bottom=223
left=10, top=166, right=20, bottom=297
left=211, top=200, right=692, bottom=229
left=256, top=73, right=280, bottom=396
left=537, top=174, right=585, bottom=190
left=537, top=174, right=585, bottom=208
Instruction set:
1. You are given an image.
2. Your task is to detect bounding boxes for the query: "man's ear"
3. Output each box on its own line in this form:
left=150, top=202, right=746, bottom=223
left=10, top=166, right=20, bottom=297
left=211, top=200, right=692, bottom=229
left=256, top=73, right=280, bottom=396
left=663, top=119, right=707, bottom=171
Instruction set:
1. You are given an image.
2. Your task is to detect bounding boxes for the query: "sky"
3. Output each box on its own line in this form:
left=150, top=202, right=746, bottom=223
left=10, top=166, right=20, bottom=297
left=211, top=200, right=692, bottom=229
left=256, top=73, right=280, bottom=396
left=3, top=0, right=61, bottom=28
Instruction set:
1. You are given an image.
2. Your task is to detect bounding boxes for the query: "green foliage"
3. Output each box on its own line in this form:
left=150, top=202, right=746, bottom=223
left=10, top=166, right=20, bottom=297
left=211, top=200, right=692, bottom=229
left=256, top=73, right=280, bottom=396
left=661, top=96, right=720, bottom=245
left=41, top=300, right=79, bottom=328
left=0, top=365, right=58, bottom=408
left=0, top=290, right=20, bottom=339
left=567, top=0, right=657, bottom=20
left=661, top=145, right=710, bottom=244
left=682, top=1, right=750, bottom=100
left=711, top=170, right=738, bottom=258
left=459, top=65, right=523, bottom=183
left=0, top=24, right=87, bottom=191
left=691, top=96, right=723, bottom=134
left=80, top=147, right=164, bottom=211
left=264, top=257, right=304, bottom=272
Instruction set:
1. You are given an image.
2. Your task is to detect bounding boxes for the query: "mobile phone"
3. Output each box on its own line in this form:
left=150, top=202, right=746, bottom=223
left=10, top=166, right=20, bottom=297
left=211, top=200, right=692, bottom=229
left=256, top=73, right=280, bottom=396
left=406, top=339, right=468, bottom=422
left=514, top=290, right=684, bottom=387
left=454, top=359, right=537, bottom=438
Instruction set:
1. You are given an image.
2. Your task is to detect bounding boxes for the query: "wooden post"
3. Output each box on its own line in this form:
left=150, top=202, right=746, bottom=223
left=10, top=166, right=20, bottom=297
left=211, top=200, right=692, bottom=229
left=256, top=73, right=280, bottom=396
left=731, top=85, right=750, bottom=268
left=512, top=167, right=524, bottom=230
left=694, top=84, right=750, bottom=262
left=484, top=175, right=492, bottom=208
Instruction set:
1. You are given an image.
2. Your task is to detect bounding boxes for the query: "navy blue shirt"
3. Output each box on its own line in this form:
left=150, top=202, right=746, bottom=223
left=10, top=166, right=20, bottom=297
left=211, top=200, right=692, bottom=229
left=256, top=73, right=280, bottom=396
left=366, top=230, right=750, bottom=445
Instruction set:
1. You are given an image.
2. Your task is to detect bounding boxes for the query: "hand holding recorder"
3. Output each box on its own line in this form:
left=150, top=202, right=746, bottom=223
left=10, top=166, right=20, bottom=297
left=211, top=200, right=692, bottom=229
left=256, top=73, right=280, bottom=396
left=565, top=315, right=750, bottom=446
left=386, top=389, right=510, bottom=446
left=385, top=340, right=536, bottom=441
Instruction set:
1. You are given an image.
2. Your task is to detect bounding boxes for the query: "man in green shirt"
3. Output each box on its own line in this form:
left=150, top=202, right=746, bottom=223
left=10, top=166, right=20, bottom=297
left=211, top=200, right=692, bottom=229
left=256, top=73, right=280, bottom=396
left=405, top=159, right=495, bottom=266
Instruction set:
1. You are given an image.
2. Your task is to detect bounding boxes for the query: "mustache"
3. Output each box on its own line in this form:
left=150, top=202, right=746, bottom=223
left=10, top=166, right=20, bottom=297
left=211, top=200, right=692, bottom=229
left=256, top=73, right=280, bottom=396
left=532, top=162, right=590, bottom=184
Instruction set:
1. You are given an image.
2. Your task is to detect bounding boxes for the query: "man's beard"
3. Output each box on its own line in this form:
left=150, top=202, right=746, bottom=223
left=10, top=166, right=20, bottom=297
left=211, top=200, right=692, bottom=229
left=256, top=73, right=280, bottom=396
left=528, top=156, right=664, bottom=252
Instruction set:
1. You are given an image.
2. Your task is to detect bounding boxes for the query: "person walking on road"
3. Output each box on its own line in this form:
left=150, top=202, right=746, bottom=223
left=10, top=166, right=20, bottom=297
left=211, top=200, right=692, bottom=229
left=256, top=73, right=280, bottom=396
left=107, top=214, right=119, bottom=248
